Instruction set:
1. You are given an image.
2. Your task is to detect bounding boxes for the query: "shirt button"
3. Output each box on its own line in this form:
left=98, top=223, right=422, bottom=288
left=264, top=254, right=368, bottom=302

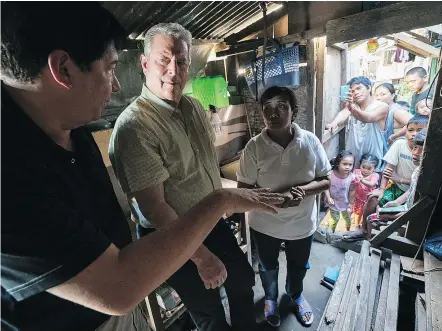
left=194, top=148, right=199, bottom=153
left=71, top=158, right=75, bottom=164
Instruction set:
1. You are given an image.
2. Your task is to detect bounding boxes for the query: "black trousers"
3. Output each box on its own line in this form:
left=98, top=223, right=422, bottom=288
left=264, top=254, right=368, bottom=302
left=251, top=228, right=313, bottom=302
left=137, top=219, right=257, bottom=331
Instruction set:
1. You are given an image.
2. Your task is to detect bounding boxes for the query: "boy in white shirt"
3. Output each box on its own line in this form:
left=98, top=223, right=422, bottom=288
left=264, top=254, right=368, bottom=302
left=359, top=115, right=428, bottom=237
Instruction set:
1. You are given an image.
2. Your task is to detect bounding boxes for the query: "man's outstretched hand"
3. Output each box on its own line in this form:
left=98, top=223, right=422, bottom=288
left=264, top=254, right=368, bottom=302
left=220, top=188, right=285, bottom=216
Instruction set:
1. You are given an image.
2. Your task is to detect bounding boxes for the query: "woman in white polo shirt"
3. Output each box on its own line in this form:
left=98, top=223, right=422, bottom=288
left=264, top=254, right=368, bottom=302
left=237, top=86, right=331, bottom=327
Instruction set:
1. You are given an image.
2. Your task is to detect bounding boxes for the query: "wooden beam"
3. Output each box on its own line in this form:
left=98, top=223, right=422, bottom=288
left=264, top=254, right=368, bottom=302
left=384, top=254, right=401, bottom=331
left=305, top=39, right=316, bottom=133
left=145, top=293, right=166, bottom=331
left=371, top=229, right=420, bottom=258
left=390, top=32, right=440, bottom=58
left=326, top=2, right=442, bottom=46
left=414, top=55, right=442, bottom=199
left=322, top=123, right=346, bottom=144
left=225, top=7, right=288, bottom=45
left=370, top=196, right=434, bottom=247
left=406, top=31, right=437, bottom=46
left=424, top=250, right=442, bottom=331
left=314, top=37, right=326, bottom=141
left=278, top=26, right=325, bottom=45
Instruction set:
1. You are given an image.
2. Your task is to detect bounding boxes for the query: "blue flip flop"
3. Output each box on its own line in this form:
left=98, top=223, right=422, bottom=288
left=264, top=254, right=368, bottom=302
left=264, top=299, right=281, bottom=327
left=294, top=295, right=314, bottom=327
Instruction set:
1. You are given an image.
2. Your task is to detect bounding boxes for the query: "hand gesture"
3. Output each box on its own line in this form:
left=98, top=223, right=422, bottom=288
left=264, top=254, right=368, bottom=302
left=346, top=205, right=353, bottom=215
left=325, top=122, right=338, bottom=133
left=287, top=186, right=305, bottom=207
left=221, top=188, right=285, bottom=215
left=383, top=168, right=401, bottom=183
left=345, top=92, right=356, bottom=112
left=388, top=134, right=396, bottom=145
left=193, top=251, right=228, bottom=289
left=383, top=200, right=399, bottom=208
left=326, top=196, right=335, bottom=206
left=368, top=188, right=384, bottom=200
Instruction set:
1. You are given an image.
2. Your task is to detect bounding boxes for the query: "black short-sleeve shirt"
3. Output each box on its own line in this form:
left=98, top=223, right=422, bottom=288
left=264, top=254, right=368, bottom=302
left=1, top=87, right=133, bottom=331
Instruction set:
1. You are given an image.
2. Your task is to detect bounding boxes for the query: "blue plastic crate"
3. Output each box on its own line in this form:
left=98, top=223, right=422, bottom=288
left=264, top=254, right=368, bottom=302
left=244, top=45, right=300, bottom=98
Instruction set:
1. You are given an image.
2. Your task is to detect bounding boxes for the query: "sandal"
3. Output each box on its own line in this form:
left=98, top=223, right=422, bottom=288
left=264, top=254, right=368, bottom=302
left=294, top=295, right=314, bottom=327
left=264, top=299, right=281, bottom=327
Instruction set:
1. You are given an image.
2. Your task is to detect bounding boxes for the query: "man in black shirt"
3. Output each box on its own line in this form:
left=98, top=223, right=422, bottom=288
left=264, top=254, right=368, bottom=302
left=1, top=3, right=284, bottom=331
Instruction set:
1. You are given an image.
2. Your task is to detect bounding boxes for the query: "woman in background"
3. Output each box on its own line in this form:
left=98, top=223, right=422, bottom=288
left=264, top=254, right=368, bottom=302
left=374, top=83, right=413, bottom=144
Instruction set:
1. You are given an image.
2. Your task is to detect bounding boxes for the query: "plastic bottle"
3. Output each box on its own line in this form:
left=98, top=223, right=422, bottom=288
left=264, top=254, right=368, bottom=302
left=209, top=104, right=222, bottom=136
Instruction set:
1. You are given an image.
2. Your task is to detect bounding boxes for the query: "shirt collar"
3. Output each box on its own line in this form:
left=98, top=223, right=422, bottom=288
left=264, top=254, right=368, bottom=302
left=1, top=84, right=85, bottom=160
left=140, top=84, right=183, bottom=119
left=261, top=122, right=303, bottom=146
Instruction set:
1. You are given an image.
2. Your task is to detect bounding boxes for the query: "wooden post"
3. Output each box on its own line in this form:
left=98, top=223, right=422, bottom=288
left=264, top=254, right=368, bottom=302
left=145, top=293, right=166, bottom=331
left=405, top=54, right=442, bottom=243
left=314, top=37, right=326, bottom=141
left=305, top=39, right=316, bottom=134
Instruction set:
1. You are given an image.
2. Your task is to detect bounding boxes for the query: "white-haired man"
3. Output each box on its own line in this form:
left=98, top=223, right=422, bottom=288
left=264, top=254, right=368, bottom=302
left=109, top=24, right=259, bottom=331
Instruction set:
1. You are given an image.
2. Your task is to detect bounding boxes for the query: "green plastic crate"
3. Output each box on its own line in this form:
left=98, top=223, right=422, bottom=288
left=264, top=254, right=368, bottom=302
left=192, top=76, right=229, bottom=110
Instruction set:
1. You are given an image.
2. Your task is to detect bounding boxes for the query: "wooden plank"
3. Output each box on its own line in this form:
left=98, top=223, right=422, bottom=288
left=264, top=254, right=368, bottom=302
left=415, top=293, right=426, bottom=331
left=321, top=253, right=355, bottom=328
left=305, top=39, right=316, bottom=133
left=390, top=32, right=439, bottom=58
left=353, top=241, right=372, bottom=331
left=370, top=196, right=434, bottom=247
left=314, top=37, right=326, bottom=141
left=366, top=248, right=382, bottom=331
left=400, top=256, right=424, bottom=275
left=424, top=250, right=442, bottom=331
left=278, top=26, right=325, bottom=45
left=371, top=229, right=420, bottom=258
left=373, top=260, right=390, bottom=331
left=332, top=250, right=359, bottom=331
left=384, top=254, right=401, bottom=331
left=145, top=293, right=166, bottom=331
left=322, top=123, right=346, bottom=144
left=341, top=242, right=371, bottom=331
left=326, top=2, right=442, bottom=46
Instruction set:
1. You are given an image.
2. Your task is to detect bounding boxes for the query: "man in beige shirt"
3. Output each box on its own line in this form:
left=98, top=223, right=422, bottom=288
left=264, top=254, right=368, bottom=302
left=109, top=23, right=259, bottom=331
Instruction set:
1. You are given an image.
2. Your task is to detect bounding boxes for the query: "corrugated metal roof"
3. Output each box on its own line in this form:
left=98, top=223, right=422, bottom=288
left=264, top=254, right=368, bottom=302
left=102, top=1, right=266, bottom=40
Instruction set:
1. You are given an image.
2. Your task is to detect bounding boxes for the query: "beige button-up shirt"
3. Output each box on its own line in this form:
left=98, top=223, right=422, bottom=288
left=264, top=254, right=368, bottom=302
left=109, top=85, right=222, bottom=226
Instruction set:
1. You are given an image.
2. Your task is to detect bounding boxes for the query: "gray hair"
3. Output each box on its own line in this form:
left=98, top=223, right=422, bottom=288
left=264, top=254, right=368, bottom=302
left=143, top=23, right=192, bottom=59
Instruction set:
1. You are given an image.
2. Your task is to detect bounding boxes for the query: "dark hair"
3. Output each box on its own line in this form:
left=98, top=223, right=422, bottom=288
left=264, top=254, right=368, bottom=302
left=260, top=86, right=298, bottom=115
left=405, top=67, right=427, bottom=78
left=414, top=129, right=427, bottom=146
left=396, top=100, right=410, bottom=109
left=360, top=153, right=379, bottom=168
left=331, top=150, right=355, bottom=170
left=347, top=76, right=372, bottom=94
left=375, top=83, right=397, bottom=102
left=1, top=2, right=126, bottom=82
left=407, top=115, right=429, bottom=127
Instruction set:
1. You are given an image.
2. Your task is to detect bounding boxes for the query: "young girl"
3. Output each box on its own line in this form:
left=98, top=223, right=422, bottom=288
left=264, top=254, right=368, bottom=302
left=325, top=151, right=358, bottom=232
left=352, top=154, right=380, bottom=226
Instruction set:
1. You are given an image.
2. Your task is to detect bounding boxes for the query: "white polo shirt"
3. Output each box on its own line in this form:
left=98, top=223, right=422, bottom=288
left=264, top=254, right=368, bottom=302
left=237, top=123, right=331, bottom=240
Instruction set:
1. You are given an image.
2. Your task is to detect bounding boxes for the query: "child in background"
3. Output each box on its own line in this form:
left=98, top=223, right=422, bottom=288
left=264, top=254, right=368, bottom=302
left=389, top=97, right=432, bottom=142
left=324, top=151, right=358, bottom=232
left=353, top=154, right=380, bottom=227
